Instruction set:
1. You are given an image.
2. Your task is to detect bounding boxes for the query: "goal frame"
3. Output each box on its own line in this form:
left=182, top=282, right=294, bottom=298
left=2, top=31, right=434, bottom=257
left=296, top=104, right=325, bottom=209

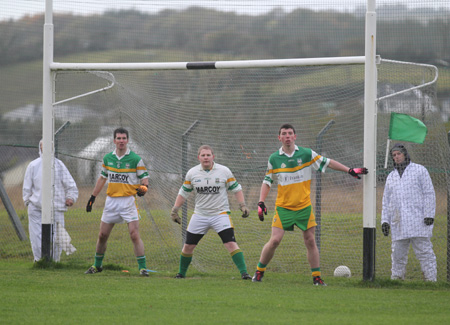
left=42, top=0, right=378, bottom=280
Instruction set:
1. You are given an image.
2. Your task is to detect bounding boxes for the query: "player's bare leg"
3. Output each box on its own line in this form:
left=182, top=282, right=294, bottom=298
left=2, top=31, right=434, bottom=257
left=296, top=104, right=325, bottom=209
left=303, top=226, right=326, bottom=285
left=128, top=220, right=148, bottom=275
left=303, top=226, right=319, bottom=268
left=252, top=227, right=285, bottom=282
left=260, top=227, right=285, bottom=264
left=128, top=220, right=144, bottom=256
left=85, top=221, right=114, bottom=274
left=96, top=221, right=115, bottom=254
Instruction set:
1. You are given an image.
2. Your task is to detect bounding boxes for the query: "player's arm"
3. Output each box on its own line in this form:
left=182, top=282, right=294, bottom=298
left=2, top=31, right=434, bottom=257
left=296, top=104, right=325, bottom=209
left=234, top=190, right=249, bottom=218
left=92, top=176, right=107, bottom=197
left=86, top=177, right=106, bottom=212
left=328, top=159, right=368, bottom=179
left=140, top=177, right=149, bottom=187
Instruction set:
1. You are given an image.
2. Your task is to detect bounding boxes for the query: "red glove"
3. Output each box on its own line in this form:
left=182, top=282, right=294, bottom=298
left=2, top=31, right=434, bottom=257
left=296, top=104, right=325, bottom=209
left=348, top=168, right=368, bottom=179
left=257, top=201, right=267, bottom=221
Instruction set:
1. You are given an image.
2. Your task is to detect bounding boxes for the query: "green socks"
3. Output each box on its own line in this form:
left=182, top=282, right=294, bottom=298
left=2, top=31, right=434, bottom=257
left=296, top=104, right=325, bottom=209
left=231, top=249, right=248, bottom=275
left=137, top=256, right=147, bottom=270
left=94, top=253, right=104, bottom=268
left=179, top=253, right=193, bottom=276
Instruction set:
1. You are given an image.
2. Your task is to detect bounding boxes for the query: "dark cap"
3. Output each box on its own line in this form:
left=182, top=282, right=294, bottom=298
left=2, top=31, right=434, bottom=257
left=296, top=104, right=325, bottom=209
left=390, top=143, right=407, bottom=156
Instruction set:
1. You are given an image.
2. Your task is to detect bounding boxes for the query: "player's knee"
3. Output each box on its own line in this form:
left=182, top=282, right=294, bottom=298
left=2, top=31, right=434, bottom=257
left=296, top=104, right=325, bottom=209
left=269, top=237, right=282, bottom=248
left=98, top=232, right=109, bottom=242
left=182, top=244, right=196, bottom=254
left=129, top=230, right=140, bottom=242
left=303, top=235, right=316, bottom=248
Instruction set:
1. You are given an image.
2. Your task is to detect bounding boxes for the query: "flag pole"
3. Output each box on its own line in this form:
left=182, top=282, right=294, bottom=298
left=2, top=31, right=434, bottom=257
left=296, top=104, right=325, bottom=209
left=384, top=139, right=391, bottom=169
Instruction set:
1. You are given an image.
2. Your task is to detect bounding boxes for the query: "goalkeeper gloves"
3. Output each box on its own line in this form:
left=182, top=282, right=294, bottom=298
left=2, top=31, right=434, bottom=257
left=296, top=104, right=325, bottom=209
left=86, top=195, right=96, bottom=212
left=381, top=222, right=390, bottom=236
left=136, top=184, right=148, bottom=197
left=171, top=207, right=181, bottom=224
left=257, top=201, right=267, bottom=221
left=348, top=167, right=368, bottom=179
left=239, top=203, right=250, bottom=218
left=424, top=218, right=434, bottom=226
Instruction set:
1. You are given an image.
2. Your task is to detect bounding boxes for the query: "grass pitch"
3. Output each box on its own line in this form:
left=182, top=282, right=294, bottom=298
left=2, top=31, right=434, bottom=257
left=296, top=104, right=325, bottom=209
left=1, top=261, right=449, bottom=324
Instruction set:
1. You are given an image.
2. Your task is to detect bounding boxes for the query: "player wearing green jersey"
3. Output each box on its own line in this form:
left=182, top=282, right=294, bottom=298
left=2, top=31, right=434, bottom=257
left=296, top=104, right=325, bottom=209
left=252, top=124, right=368, bottom=285
left=85, top=127, right=150, bottom=276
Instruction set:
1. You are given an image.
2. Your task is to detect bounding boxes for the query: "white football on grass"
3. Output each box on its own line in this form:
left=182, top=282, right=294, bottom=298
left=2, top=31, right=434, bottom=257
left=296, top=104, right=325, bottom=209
left=334, top=265, right=351, bottom=278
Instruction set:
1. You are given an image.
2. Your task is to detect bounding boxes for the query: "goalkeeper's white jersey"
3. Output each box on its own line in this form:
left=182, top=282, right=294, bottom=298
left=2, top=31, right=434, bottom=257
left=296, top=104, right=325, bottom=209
left=381, top=162, right=435, bottom=241
left=178, top=162, right=242, bottom=217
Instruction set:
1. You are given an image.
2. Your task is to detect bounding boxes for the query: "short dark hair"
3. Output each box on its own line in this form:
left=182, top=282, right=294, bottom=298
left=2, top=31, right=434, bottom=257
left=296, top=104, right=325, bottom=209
left=114, top=127, right=129, bottom=139
left=198, top=145, right=214, bottom=155
left=279, top=124, right=296, bottom=135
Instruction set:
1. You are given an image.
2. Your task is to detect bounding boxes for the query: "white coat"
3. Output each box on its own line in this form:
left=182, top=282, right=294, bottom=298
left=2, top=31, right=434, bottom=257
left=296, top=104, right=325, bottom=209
left=381, top=162, right=435, bottom=241
left=22, top=144, right=78, bottom=261
left=22, top=150, right=78, bottom=211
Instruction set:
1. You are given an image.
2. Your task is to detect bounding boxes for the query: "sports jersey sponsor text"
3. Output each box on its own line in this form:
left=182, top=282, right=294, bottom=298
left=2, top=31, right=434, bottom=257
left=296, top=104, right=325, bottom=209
left=109, top=173, right=130, bottom=183
left=196, top=186, right=220, bottom=194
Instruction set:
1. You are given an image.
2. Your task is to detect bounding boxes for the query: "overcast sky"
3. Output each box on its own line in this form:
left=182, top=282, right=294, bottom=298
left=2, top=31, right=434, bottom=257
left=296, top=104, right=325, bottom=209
left=1, top=0, right=448, bottom=21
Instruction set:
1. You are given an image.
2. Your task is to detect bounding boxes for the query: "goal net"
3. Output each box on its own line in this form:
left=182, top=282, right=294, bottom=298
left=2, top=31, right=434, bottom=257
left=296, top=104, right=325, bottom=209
left=1, top=58, right=447, bottom=280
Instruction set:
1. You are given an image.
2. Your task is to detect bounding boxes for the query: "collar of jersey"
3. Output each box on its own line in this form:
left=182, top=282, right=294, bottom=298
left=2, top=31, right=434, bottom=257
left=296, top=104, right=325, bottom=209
left=279, top=145, right=299, bottom=158
left=113, top=148, right=130, bottom=159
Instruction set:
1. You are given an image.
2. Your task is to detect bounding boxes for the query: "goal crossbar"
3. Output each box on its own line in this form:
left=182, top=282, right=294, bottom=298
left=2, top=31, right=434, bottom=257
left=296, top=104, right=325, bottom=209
left=50, top=56, right=366, bottom=71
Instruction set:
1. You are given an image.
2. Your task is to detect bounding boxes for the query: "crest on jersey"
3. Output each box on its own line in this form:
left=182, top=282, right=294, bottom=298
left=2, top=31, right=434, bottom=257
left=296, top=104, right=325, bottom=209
left=297, top=158, right=303, bottom=166
left=281, top=163, right=286, bottom=168
left=126, top=163, right=130, bottom=169
left=116, top=162, right=121, bottom=168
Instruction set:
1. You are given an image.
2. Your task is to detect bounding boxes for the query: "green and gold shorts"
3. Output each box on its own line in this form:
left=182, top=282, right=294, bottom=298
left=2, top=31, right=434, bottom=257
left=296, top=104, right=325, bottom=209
left=272, top=205, right=317, bottom=231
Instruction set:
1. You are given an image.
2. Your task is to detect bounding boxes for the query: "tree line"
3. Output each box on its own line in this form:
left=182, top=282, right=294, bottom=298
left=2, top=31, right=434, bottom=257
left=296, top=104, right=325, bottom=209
left=0, top=6, right=449, bottom=67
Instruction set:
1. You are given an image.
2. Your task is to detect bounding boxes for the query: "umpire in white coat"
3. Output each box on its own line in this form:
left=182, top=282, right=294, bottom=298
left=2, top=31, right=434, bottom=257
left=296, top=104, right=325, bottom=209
left=22, top=140, right=78, bottom=262
left=381, top=143, right=437, bottom=281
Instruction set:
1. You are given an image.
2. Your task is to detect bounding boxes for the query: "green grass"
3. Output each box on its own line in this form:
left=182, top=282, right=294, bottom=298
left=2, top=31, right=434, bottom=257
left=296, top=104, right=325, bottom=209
left=1, top=260, right=449, bottom=325
left=2, top=207, right=449, bottom=281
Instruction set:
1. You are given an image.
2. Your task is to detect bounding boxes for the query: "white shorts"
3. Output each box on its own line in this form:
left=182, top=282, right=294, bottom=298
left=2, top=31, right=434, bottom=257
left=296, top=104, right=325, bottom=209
left=187, top=213, right=234, bottom=235
left=101, top=196, right=139, bottom=224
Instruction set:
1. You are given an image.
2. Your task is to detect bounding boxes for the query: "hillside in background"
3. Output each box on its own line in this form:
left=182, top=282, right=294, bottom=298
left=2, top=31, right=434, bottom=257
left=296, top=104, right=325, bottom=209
left=0, top=6, right=449, bottom=67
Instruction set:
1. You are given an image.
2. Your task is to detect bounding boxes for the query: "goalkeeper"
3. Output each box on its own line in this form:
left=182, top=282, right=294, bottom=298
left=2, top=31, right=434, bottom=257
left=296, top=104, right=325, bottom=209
left=170, top=145, right=252, bottom=280
left=252, top=124, right=368, bottom=285
left=381, top=143, right=437, bottom=281
left=84, top=127, right=150, bottom=276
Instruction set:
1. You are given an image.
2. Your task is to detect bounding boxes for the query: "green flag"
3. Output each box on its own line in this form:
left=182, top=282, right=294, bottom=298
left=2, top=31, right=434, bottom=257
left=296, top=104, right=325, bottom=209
left=388, top=112, right=428, bottom=144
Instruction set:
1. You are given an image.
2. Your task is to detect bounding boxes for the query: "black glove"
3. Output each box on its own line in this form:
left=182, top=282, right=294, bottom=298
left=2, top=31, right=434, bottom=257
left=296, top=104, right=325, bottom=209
left=257, top=201, right=267, bottom=222
left=424, top=218, right=434, bottom=226
left=381, top=222, right=390, bottom=236
left=86, top=195, right=96, bottom=212
left=348, top=168, right=368, bottom=179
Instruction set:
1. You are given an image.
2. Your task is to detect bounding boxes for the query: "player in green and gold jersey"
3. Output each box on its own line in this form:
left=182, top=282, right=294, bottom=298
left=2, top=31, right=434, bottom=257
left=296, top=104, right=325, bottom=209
left=84, top=127, right=150, bottom=276
left=252, top=124, right=368, bottom=285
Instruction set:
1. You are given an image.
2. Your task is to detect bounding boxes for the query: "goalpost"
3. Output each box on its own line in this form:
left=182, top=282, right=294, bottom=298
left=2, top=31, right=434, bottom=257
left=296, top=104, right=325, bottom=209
left=41, top=0, right=446, bottom=280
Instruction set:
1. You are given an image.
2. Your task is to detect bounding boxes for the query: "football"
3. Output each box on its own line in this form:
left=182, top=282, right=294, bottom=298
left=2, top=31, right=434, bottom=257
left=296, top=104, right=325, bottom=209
left=334, top=265, right=351, bottom=278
